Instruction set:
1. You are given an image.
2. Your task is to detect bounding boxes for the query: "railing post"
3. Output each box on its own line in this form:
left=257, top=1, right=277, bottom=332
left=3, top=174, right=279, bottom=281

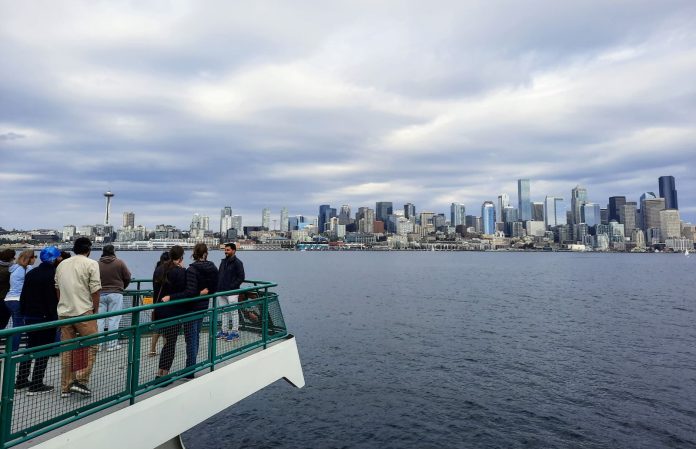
left=262, top=288, right=269, bottom=349
left=0, top=342, right=15, bottom=447
left=127, top=309, right=141, bottom=406
left=209, top=298, right=218, bottom=371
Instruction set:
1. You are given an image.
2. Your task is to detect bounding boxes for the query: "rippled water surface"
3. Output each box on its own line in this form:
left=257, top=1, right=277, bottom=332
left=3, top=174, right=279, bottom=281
left=119, top=251, right=696, bottom=448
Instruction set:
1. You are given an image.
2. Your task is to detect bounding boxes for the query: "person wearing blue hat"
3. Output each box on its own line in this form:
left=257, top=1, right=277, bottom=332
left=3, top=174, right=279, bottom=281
left=15, top=246, right=64, bottom=394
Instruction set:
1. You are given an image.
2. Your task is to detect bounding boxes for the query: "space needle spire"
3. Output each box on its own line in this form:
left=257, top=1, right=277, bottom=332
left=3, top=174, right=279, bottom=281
left=104, top=190, right=114, bottom=225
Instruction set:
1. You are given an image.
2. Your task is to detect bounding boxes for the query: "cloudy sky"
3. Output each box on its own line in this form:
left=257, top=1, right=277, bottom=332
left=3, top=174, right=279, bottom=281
left=1, top=0, right=695, bottom=230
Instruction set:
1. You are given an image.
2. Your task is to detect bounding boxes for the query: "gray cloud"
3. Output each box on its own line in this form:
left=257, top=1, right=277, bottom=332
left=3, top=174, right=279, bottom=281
left=1, top=1, right=696, bottom=229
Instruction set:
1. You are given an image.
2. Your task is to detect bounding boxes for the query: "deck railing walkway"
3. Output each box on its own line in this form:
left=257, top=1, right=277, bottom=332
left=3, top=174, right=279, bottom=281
left=0, top=280, right=288, bottom=449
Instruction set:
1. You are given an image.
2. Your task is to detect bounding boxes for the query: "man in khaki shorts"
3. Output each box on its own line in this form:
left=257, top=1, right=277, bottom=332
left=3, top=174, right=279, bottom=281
left=55, top=237, right=101, bottom=397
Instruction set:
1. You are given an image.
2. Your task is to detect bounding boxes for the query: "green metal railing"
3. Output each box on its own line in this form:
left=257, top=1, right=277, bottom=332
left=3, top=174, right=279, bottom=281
left=0, top=280, right=288, bottom=449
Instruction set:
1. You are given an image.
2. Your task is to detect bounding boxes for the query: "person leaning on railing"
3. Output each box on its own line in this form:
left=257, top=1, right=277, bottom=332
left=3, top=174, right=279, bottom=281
left=216, top=242, right=245, bottom=342
left=55, top=237, right=102, bottom=398
left=5, top=249, right=37, bottom=352
left=0, top=249, right=16, bottom=329
left=97, top=244, right=131, bottom=352
left=160, top=243, right=218, bottom=377
left=153, top=245, right=205, bottom=378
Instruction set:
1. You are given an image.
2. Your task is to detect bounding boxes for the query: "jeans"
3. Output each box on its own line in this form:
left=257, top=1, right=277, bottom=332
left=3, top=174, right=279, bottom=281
left=5, top=300, right=24, bottom=352
left=184, top=319, right=203, bottom=368
left=216, top=295, right=239, bottom=332
left=97, top=293, right=123, bottom=348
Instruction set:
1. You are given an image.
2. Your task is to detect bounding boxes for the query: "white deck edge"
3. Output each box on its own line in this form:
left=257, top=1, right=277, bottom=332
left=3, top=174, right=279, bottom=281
left=31, top=336, right=304, bottom=449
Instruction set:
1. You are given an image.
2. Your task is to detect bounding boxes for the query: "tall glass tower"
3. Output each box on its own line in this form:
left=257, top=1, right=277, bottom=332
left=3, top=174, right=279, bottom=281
left=517, top=179, right=531, bottom=221
left=658, top=176, right=678, bottom=209
left=481, top=201, right=496, bottom=235
left=450, top=202, right=466, bottom=227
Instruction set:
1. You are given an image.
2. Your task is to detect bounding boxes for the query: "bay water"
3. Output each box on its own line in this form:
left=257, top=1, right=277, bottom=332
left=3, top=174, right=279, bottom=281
left=115, top=251, right=696, bottom=448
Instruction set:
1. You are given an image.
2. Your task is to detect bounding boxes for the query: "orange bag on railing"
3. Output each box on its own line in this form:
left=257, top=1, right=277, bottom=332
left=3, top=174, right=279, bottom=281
left=72, top=347, right=88, bottom=372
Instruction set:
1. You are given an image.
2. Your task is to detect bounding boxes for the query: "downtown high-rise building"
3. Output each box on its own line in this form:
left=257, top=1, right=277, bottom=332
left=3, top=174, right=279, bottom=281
left=261, top=208, right=271, bottom=230
left=571, top=185, right=588, bottom=225
left=220, top=207, right=232, bottom=234
left=450, top=202, right=466, bottom=227
left=659, top=209, right=681, bottom=240
left=318, top=204, right=336, bottom=234
left=280, top=207, right=289, bottom=232
left=496, top=194, right=510, bottom=223
left=532, top=202, right=544, bottom=222
left=375, top=202, right=393, bottom=224
left=640, top=193, right=665, bottom=231
left=544, top=196, right=567, bottom=228
left=481, top=201, right=496, bottom=235
left=356, top=207, right=375, bottom=233
left=122, top=211, right=135, bottom=228
left=619, top=203, right=637, bottom=236
left=403, top=203, right=416, bottom=220
left=608, top=196, right=626, bottom=222
left=338, top=205, right=352, bottom=225
left=581, top=203, right=601, bottom=227
left=658, top=176, right=678, bottom=209
left=518, top=179, right=531, bottom=222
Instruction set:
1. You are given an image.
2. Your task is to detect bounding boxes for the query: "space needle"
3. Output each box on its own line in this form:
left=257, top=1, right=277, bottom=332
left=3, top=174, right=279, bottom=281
left=104, top=190, right=114, bottom=225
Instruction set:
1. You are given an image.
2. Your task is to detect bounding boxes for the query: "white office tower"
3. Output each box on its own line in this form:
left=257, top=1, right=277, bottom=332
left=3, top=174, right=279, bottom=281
left=262, top=208, right=271, bottom=229
left=280, top=207, right=289, bottom=232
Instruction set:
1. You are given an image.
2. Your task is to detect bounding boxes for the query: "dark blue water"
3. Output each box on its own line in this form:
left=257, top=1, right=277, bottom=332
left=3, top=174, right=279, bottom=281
left=119, top=251, right=696, bottom=448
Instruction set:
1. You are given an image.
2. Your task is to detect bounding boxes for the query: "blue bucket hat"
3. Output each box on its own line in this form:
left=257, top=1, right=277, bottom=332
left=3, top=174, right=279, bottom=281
left=40, top=246, right=61, bottom=264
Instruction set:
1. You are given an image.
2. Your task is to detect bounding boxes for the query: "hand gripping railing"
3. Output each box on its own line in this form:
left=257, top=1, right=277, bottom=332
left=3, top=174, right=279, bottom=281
left=0, top=280, right=287, bottom=449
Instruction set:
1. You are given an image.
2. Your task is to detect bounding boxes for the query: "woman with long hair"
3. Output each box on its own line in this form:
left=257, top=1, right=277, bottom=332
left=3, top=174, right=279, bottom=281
left=4, top=250, right=37, bottom=352
left=148, top=251, right=170, bottom=356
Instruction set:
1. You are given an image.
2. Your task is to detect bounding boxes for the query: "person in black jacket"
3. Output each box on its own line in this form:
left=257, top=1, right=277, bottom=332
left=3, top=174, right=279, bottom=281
left=163, top=243, right=218, bottom=375
left=216, top=242, right=245, bottom=341
left=15, top=246, right=62, bottom=394
left=152, top=246, right=187, bottom=377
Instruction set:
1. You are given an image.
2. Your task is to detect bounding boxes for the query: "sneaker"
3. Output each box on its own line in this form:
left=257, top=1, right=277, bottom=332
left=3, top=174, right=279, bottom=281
left=183, top=374, right=195, bottom=380
left=225, top=331, right=240, bottom=341
left=60, top=391, right=71, bottom=398
left=216, top=331, right=228, bottom=339
left=15, top=380, right=30, bottom=390
left=27, top=384, right=54, bottom=396
left=69, top=381, right=92, bottom=396
left=106, top=345, right=122, bottom=352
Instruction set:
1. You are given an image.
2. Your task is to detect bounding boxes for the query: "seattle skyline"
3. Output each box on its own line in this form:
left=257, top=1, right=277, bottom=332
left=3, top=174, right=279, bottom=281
left=1, top=1, right=696, bottom=229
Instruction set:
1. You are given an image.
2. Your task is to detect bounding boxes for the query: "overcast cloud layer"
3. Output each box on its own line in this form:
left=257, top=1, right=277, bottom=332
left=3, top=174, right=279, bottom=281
left=1, top=0, right=696, bottom=229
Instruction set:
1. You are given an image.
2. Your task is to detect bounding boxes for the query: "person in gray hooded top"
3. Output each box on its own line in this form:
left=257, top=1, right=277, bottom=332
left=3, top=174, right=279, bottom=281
left=97, top=244, right=131, bottom=351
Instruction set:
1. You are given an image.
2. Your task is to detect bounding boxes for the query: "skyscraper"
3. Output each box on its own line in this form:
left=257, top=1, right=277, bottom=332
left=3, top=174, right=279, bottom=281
left=532, top=202, right=544, bottom=221
left=571, top=185, right=588, bottom=225
left=318, top=204, right=336, bottom=234
left=496, top=194, right=510, bottom=223
left=375, top=202, right=393, bottom=224
left=262, top=208, right=271, bottom=230
left=581, top=203, right=601, bottom=227
left=122, top=211, right=135, bottom=228
left=659, top=209, right=681, bottom=240
left=356, top=207, right=375, bottom=233
left=481, top=201, right=496, bottom=235
left=220, top=207, right=232, bottom=234
left=544, top=196, right=567, bottom=228
left=658, top=176, right=678, bottom=209
left=640, top=193, right=665, bottom=231
left=450, top=202, right=466, bottom=227
left=403, top=203, right=416, bottom=220
left=619, top=203, right=637, bottom=236
left=338, top=205, right=352, bottom=225
left=608, top=196, right=626, bottom=222
left=518, top=179, right=531, bottom=222
left=280, top=207, right=289, bottom=232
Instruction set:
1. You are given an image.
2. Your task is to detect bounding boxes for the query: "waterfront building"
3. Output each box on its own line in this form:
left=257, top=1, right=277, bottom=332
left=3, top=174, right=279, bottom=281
left=509, top=221, right=524, bottom=238
left=122, top=212, right=135, bottom=228
left=554, top=224, right=572, bottom=244
left=154, top=224, right=181, bottom=240
left=609, top=221, right=625, bottom=241
left=375, top=202, right=393, bottom=224
left=496, top=194, right=510, bottom=223
left=582, top=203, right=601, bottom=227
left=532, top=202, right=544, bottom=222
left=80, top=225, right=97, bottom=239
left=419, top=211, right=435, bottom=227
left=595, top=234, right=610, bottom=251
left=63, top=225, right=77, bottom=241
left=658, top=176, right=678, bottom=209
left=526, top=221, right=546, bottom=237
left=481, top=201, right=496, bottom=235
left=404, top=203, right=416, bottom=220
left=665, top=237, right=691, bottom=251
left=450, top=203, right=466, bottom=227
left=395, top=216, right=413, bottom=236
left=571, top=185, right=588, bottom=225
left=659, top=209, right=681, bottom=240
left=608, top=196, right=626, bottom=222
left=574, top=223, right=589, bottom=243
left=262, top=208, right=271, bottom=230
left=280, top=207, right=289, bottom=232
left=647, top=228, right=662, bottom=245
left=518, top=179, right=531, bottom=222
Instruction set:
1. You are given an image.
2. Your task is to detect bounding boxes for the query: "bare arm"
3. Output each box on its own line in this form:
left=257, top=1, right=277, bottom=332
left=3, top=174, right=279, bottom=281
left=92, top=291, right=100, bottom=313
